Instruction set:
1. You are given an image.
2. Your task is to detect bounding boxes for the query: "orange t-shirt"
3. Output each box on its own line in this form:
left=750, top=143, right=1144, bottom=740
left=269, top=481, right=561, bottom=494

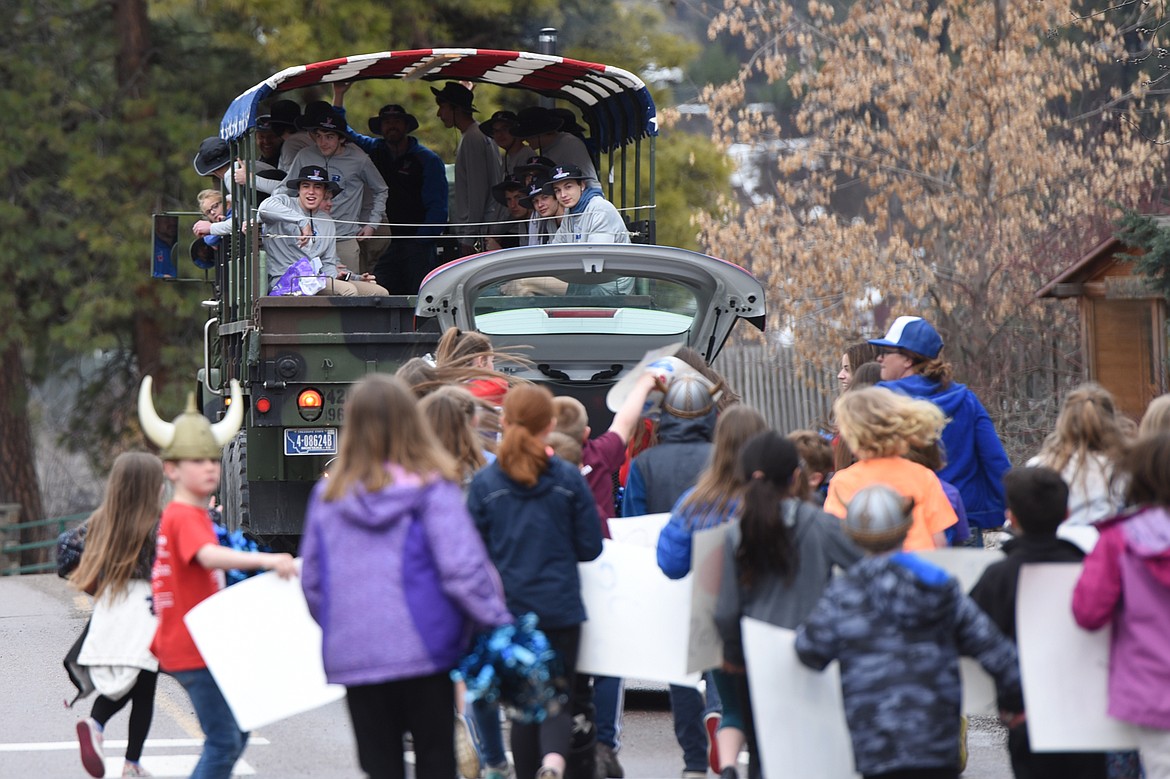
left=150, top=501, right=223, bottom=672
left=824, top=457, right=957, bottom=551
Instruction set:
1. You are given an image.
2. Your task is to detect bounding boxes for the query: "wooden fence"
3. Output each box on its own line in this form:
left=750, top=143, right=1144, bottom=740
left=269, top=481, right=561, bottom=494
left=712, top=336, right=1080, bottom=462
left=712, top=344, right=837, bottom=433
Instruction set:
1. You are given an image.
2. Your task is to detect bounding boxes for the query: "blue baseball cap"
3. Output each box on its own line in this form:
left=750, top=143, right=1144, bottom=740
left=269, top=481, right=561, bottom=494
left=868, top=316, right=943, bottom=359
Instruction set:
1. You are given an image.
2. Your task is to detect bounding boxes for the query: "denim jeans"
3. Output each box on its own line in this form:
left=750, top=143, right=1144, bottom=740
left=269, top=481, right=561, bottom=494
left=471, top=698, right=507, bottom=767
left=172, top=668, right=249, bottom=779
left=669, top=671, right=722, bottom=772
left=593, top=675, right=624, bottom=750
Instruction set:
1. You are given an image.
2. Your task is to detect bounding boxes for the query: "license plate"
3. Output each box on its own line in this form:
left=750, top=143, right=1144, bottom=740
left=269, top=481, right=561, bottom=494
left=284, top=428, right=338, bottom=456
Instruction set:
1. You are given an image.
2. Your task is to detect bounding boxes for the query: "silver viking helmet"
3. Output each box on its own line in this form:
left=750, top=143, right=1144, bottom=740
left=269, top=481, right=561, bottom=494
left=138, top=376, right=243, bottom=461
left=660, top=372, right=723, bottom=419
left=844, top=484, right=914, bottom=552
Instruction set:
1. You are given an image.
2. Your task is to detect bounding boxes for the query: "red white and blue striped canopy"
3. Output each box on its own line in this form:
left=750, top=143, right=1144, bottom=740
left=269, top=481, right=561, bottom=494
left=221, top=49, right=657, bottom=153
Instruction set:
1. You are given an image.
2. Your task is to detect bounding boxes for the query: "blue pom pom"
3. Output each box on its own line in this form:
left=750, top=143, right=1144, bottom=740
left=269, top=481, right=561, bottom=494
left=452, top=614, right=565, bottom=724
left=210, top=512, right=271, bottom=586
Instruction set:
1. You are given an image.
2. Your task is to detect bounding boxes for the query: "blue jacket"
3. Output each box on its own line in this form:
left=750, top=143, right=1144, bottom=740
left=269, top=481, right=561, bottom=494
left=656, top=488, right=739, bottom=580
left=299, top=472, right=511, bottom=687
left=796, top=552, right=1021, bottom=775
left=468, top=457, right=603, bottom=629
left=622, top=409, right=716, bottom=517
left=338, top=108, right=449, bottom=238
left=880, top=374, right=1011, bottom=528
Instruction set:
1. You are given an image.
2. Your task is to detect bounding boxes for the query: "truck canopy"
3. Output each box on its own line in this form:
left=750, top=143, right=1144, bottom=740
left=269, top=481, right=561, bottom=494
left=220, top=49, right=657, bottom=154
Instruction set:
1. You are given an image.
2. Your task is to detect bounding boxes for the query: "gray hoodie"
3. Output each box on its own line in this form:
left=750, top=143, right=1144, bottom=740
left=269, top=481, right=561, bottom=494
left=288, top=145, right=388, bottom=238
left=257, top=193, right=339, bottom=289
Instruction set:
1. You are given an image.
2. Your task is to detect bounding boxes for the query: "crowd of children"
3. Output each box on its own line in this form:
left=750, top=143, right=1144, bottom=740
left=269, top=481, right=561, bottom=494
left=57, top=314, right=1170, bottom=779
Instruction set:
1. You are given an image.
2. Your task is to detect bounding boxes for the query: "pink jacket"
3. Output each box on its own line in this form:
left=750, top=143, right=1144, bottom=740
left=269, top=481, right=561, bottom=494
left=1072, top=506, right=1170, bottom=729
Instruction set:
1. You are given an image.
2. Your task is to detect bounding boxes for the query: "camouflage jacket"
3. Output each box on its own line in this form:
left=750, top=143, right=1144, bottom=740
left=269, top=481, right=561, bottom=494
left=795, top=552, right=1021, bottom=776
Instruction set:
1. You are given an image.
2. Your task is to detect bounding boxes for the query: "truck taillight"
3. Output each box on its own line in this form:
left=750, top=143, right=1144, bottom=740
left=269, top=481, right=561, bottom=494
left=255, top=397, right=271, bottom=414
left=298, top=389, right=323, bottom=421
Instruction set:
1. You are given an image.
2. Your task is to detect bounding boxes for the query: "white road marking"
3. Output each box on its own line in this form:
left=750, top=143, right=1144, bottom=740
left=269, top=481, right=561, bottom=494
left=105, top=755, right=255, bottom=776
left=0, top=737, right=270, bottom=751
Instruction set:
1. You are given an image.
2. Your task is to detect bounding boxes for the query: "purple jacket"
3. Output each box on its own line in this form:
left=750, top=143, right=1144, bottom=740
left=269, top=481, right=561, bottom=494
left=300, top=469, right=512, bottom=687
left=1073, top=506, right=1170, bottom=729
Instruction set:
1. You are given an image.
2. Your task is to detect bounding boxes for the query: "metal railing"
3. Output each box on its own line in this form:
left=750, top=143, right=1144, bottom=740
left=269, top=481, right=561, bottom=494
left=0, top=511, right=89, bottom=576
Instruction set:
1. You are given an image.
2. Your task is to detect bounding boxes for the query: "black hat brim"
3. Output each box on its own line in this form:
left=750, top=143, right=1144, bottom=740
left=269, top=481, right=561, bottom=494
left=430, top=85, right=476, bottom=113
left=368, top=114, right=419, bottom=134
left=286, top=178, right=342, bottom=196
left=513, top=117, right=563, bottom=138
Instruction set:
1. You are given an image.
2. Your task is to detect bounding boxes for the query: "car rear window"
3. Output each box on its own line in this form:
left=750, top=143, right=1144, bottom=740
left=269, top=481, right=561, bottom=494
left=473, top=273, right=697, bottom=336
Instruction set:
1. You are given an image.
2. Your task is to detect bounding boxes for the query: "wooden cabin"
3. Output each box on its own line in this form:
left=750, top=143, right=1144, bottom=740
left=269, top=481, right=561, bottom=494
left=1038, top=231, right=1168, bottom=420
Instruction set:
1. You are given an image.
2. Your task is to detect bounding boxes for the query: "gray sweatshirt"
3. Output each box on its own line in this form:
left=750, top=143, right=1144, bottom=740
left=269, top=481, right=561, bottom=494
left=288, top=145, right=388, bottom=238
left=551, top=195, right=631, bottom=244
left=454, top=124, right=504, bottom=243
left=538, top=133, right=600, bottom=190
left=257, top=193, right=339, bottom=290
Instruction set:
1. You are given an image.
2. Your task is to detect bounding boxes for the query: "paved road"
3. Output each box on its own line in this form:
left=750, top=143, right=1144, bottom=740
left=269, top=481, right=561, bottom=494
left=0, top=574, right=1010, bottom=777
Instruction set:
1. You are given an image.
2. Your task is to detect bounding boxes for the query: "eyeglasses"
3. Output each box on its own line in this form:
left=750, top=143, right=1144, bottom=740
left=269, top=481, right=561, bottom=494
left=878, top=348, right=902, bottom=357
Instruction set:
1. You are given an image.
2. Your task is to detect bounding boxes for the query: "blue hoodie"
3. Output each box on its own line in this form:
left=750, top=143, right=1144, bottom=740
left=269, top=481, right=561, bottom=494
left=300, top=470, right=511, bottom=687
left=880, top=374, right=1011, bottom=529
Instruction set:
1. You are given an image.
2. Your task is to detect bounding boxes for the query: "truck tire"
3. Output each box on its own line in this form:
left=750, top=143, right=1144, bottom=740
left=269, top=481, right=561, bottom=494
left=220, top=431, right=249, bottom=534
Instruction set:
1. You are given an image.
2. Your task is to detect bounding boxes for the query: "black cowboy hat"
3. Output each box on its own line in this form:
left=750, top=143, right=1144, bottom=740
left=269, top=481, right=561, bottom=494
left=514, top=154, right=556, bottom=178
left=513, top=106, right=563, bottom=138
left=519, top=177, right=555, bottom=209
left=286, top=165, right=342, bottom=196
left=431, top=82, right=477, bottom=113
left=368, top=104, right=420, bottom=134
left=193, top=137, right=231, bottom=176
left=311, top=110, right=348, bottom=136
left=295, top=101, right=333, bottom=131
left=548, top=163, right=588, bottom=183
left=480, top=109, right=519, bottom=137
left=491, top=175, right=527, bottom=207
left=266, top=99, right=301, bottom=132
left=551, top=108, right=587, bottom=138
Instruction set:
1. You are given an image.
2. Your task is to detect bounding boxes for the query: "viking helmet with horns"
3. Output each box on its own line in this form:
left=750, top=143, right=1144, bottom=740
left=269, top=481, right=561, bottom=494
left=138, top=376, right=244, bottom=460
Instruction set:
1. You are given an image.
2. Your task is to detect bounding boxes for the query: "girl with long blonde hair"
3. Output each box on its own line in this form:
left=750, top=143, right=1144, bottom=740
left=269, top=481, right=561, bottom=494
left=68, top=451, right=164, bottom=778
left=1027, top=383, right=1129, bottom=543
left=467, top=384, right=603, bottom=779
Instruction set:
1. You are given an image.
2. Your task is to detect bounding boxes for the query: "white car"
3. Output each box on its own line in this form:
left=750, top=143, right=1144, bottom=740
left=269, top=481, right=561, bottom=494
left=417, top=243, right=766, bottom=394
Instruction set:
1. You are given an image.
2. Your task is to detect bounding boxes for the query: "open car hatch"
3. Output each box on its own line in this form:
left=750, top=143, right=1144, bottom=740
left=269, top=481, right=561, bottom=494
left=416, top=244, right=766, bottom=382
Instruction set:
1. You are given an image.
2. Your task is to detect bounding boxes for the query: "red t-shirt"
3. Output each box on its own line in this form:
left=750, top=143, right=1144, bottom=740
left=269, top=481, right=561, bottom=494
left=150, top=501, right=223, bottom=672
left=582, top=430, right=627, bottom=537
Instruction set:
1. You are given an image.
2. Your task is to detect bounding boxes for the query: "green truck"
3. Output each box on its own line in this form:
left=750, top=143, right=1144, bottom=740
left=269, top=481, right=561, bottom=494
left=151, top=47, right=766, bottom=544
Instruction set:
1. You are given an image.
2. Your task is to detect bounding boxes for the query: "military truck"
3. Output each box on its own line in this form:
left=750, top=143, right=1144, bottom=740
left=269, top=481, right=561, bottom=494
left=151, top=47, right=766, bottom=544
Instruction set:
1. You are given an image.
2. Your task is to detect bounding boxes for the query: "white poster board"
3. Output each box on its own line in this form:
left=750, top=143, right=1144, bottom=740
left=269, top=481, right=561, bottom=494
left=606, top=513, right=669, bottom=548
left=918, top=547, right=1004, bottom=593
left=687, top=524, right=729, bottom=674
left=1016, top=563, right=1139, bottom=750
left=917, top=548, right=1005, bottom=715
left=741, top=618, right=860, bottom=779
left=578, top=540, right=700, bottom=686
left=185, top=564, right=345, bottom=731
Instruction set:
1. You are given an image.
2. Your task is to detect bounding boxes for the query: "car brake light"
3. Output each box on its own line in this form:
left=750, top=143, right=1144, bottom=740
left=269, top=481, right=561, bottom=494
left=297, top=389, right=323, bottom=421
